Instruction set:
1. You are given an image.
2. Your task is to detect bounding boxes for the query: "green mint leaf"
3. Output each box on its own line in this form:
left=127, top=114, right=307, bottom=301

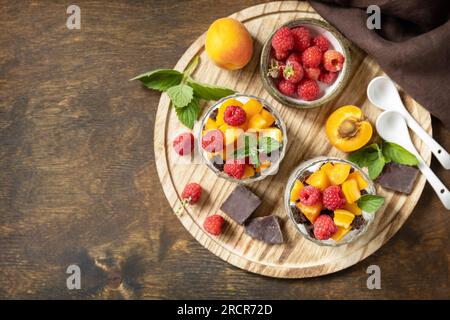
left=234, top=134, right=259, bottom=167
left=357, top=194, right=385, bottom=213
left=382, top=141, right=419, bottom=166
left=368, top=156, right=385, bottom=180
left=187, top=79, right=235, bottom=101
left=167, top=84, right=194, bottom=109
left=183, top=56, right=199, bottom=79
left=258, top=137, right=281, bottom=154
left=348, top=144, right=379, bottom=168
left=175, top=96, right=199, bottom=129
left=130, top=69, right=183, bottom=91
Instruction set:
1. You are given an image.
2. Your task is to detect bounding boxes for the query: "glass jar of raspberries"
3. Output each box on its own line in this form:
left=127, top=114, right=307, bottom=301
left=260, top=18, right=351, bottom=109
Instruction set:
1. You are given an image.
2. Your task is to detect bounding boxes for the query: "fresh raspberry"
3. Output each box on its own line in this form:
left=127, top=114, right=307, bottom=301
left=291, top=26, right=311, bottom=52
left=297, top=79, right=320, bottom=101
left=323, top=50, right=345, bottom=72
left=312, top=35, right=329, bottom=52
left=271, top=27, right=294, bottom=53
left=181, top=183, right=202, bottom=204
left=304, top=67, right=321, bottom=80
left=302, top=46, right=322, bottom=68
left=322, top=185, right=346, bottom=210
left=223, top=159, right=245, bottom=179
left=173, top=132, right=194, bottom=156
left=283, top=61, right=304, bottom=83
left=203, top=214, right=225, bottom=235
left=286, top=52, right=302, bottom=64
left=267, top=59, right=285, bottom=78
left=273, top=49, right=289, bottom=61
left=201, top=129, right=224, bottom=153
left=313, top=214, right=338, bottom=240
left=277, top=79, right=296, bottom=96
left=319, top=70, right=338, bottom=84
left=299, top=185, right=322, bottom=205
left=223, top=105, right=246, bottom=126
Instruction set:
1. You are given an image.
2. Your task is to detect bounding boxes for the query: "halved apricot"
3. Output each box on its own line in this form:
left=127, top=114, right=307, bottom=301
left=325, top=105, right=373, bottom=152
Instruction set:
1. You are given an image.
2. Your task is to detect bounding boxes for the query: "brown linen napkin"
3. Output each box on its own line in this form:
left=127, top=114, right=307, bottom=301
left=309, top=0, right=450, bottom=128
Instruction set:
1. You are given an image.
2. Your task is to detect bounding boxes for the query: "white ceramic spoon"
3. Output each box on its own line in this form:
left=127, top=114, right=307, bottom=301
left=376, top=111, right=450, bottom=210
left=368, top=76, right=450, bottom=169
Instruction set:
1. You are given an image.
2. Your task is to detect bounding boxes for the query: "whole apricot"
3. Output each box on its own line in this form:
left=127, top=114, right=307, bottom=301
left=205, top=18, right=253, bottom=70
left=325, top=105, right=373, bottom=152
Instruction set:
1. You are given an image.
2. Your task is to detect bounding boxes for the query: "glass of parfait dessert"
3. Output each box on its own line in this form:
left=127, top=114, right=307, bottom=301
left=285, top=157, right=377, bottom=246
left=198, top=94, right=287, bottom=183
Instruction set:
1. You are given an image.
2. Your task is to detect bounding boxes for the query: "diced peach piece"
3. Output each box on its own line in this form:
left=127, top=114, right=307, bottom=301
left=306, top=170, right=330, bottom=191
left=333, top=209, right=355, bottom=229
left=243, top=165, right=255, bottom=178
left=256, top=160, right=271, bottom=173
left=205, top=117, right=218, bottom=131
left=243, top=98, right=263, bottom=118
left=296, top=202, right=322, bottom=224
left=248, top=113, right=269, bottom=130
left=344, top=202, right=362, bottom=216
left=216, top=98, right=243, bottom=126
left=327, top=163, right=351, bottom=185
left=290, top=180, right=305, bottom=202
left=341, top=178, right=361, bottom=204
left=347, top=172, right=368, bottom=190
left=331, top=226, right=351, bottom=242
left=260, top=109, right=276, bottom=127
left=219, top=124, right=244, bottom=145
left=320, top=162, right=334, bottom=175
left=261, top=127, right=283, bottom=142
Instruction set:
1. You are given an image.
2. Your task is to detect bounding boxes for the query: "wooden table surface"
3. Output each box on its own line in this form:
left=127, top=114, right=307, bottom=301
left=0, top=0, right=448, bottom=299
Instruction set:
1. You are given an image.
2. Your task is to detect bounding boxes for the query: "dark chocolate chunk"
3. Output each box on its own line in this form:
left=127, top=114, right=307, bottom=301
left=220, top=185, right=261, bottom=225
left=351, top=215, right=366, bottom=230
left=245, top=215, right=283, bottom=244
left=376, top=162, right=419, bottom=194
left=291, top=205, right=309, bottom=224
left=305, top=223, right=315, bottom=238
left=211, top=155, right=224, bottom=171
left=209, top=108, right=218, bottom=121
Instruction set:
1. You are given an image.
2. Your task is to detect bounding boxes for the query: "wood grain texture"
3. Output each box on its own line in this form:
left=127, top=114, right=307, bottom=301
left=0, top=0, right=448, bottom=298
left=155, top=1, right=433, bottom=278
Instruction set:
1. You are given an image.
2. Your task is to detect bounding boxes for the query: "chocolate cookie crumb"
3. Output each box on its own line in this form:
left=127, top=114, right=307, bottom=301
left=351, top=215, right=366, bottom=230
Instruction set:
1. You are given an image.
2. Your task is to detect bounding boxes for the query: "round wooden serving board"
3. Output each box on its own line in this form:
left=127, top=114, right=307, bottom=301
left=154, top=1, right=432, bottom=278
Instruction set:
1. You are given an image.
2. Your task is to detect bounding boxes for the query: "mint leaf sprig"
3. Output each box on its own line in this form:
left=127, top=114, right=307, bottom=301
left=131, top=56, right=235, bottom=129
left=348, top=141, right=419, bottom=180
left=234, top=135, right=281, bottom=168
left=357, top=194, right=385, bottom=213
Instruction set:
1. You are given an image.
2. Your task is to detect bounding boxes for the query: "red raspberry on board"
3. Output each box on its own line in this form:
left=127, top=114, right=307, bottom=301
left=312, top=35, right=329, bottom=52
left=313, top=214, right=338, bottom=240
left=277, top=79, right=297, bottom=96
left=223, top=159, right=245, bottom=179
left=181, top=183, right=202, bottom=205
left=204, top=214, right=225, bottom=236
left=291, top=26, right=311, bottom=52
left=172, top=132, right=194, bottom=156
left=302, top=46, right=322, bottom=68
left=322, top=185, right=346, bottom=210
left=286, top=52, right=302, bottom=65
left=223, top=105, right=246, bottom=126
left=201, top=129, right=224, bottom=153
left=297, top=79, right=320, bottom=101
left=299, top=185, right=322, bottom=206
left=283, top=60, right=304, bottom=83
left=304, top=67, right=321, bottom=81
left=271, top=27, right=294, bottom=53
left=323, top=50, right=345, bottom=72
left=319, top=70, right=338, bottom=84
